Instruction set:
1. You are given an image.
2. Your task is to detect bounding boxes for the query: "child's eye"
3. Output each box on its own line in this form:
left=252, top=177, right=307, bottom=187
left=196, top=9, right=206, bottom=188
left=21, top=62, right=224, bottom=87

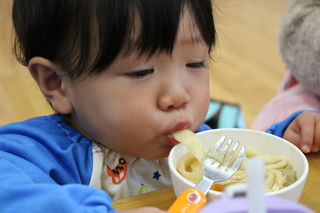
left=127, top=69, right=154, bottom=79
left=186, top=62, right=208, bottom=69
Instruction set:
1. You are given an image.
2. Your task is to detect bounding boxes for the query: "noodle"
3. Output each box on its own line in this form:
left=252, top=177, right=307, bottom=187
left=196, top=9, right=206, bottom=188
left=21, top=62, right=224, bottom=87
left=177, top=147, right=297, bottom=192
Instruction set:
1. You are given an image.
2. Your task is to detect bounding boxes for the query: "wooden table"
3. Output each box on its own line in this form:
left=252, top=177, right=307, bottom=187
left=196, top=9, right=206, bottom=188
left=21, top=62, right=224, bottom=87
left=113, top=152, right=320, bottom=211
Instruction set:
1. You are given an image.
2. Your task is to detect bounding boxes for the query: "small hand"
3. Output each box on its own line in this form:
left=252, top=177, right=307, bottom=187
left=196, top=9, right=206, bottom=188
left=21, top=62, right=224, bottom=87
left=283, top=111, right=320, bottom=153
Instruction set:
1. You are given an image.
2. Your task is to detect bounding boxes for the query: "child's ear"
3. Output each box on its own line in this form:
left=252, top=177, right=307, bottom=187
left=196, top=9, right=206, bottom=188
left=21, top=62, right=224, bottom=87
left=28, top=57, right=73, bottom=114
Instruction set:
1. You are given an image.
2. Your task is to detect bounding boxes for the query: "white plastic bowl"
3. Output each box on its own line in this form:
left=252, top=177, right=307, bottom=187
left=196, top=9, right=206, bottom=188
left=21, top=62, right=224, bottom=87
left=168, top=128, right=309, bottom=202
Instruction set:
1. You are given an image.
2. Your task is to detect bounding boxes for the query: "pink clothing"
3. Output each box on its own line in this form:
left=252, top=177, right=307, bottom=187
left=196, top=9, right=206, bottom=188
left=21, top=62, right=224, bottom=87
left=251, top=70, right=320, bottom=131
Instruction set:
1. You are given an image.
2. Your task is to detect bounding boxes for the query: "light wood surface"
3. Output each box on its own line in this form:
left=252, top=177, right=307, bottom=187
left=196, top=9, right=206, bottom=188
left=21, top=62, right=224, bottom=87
left=209, top=0, right=289, bottom=128
left=0, top=0, right=288, bottom=127
left=113, top=152, right=320, bottom=211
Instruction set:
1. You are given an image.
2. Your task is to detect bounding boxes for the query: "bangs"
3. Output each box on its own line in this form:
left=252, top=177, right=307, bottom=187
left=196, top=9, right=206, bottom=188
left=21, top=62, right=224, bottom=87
left=91, top=0, right=215, bottom=74
left=12, top=0, right=215, bottom=80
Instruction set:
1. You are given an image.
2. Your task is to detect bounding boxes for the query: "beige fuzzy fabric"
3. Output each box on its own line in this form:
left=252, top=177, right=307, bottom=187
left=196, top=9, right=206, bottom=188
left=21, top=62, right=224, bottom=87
left=279, top=0, right=320, bottom=96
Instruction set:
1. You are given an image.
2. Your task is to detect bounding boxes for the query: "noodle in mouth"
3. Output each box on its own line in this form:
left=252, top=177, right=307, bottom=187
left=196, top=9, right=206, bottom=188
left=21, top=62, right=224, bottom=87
left=173, top=129, right=297, bottom=192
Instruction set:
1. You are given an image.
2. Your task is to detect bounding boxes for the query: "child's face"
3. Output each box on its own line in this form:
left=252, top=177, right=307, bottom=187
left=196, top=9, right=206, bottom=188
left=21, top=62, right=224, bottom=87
left=63, top=11, right=210, bottom=159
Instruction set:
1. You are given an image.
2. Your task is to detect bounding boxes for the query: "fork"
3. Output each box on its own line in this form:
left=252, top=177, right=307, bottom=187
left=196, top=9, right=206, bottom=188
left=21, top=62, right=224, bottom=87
left=168, top=136, right=246, bottom=213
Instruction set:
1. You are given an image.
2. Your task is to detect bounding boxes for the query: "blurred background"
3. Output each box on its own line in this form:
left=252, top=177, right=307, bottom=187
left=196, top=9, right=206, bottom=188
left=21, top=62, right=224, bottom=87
left=0, top=0, right=289, bottom=127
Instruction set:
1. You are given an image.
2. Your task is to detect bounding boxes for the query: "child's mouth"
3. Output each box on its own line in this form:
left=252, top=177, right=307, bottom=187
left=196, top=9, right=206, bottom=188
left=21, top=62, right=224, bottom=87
left=166, top=134, right=180, bottom=146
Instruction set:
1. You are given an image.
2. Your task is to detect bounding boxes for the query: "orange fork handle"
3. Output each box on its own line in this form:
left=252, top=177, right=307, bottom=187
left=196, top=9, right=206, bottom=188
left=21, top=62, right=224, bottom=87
left=168, top=188, right=207, bottom=213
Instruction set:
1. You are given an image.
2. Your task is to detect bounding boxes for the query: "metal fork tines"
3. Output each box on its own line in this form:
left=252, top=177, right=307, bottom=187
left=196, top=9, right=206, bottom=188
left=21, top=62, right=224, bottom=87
left=195, top=136, right=246, bottom=195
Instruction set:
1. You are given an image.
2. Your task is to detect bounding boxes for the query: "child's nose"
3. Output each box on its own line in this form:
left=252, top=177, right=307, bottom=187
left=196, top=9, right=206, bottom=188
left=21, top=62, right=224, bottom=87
left=158, top=80, right=190, bottom=111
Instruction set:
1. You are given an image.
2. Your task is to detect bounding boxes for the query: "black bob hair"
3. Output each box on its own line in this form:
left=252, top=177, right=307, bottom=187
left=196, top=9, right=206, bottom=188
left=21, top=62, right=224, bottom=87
left=12, top=0, right=216, bottom=80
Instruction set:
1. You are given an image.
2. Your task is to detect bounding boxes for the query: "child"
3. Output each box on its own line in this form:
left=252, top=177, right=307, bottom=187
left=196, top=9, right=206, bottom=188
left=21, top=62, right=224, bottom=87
left=1, top=0, right=320, bottom=212
left=251, top=0, right=320, bottom=153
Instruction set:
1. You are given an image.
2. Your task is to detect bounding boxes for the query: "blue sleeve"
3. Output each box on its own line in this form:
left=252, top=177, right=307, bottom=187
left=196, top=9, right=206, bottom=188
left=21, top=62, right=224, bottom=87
left=196, top=123, right=212, bottom=132
left=265, top=110, right=320, bottom=137
left=0, top=116, right=118, bottom=213
left=0, top=156, right=117, bottom=213
left=1, top=163, right=116, bottom=212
